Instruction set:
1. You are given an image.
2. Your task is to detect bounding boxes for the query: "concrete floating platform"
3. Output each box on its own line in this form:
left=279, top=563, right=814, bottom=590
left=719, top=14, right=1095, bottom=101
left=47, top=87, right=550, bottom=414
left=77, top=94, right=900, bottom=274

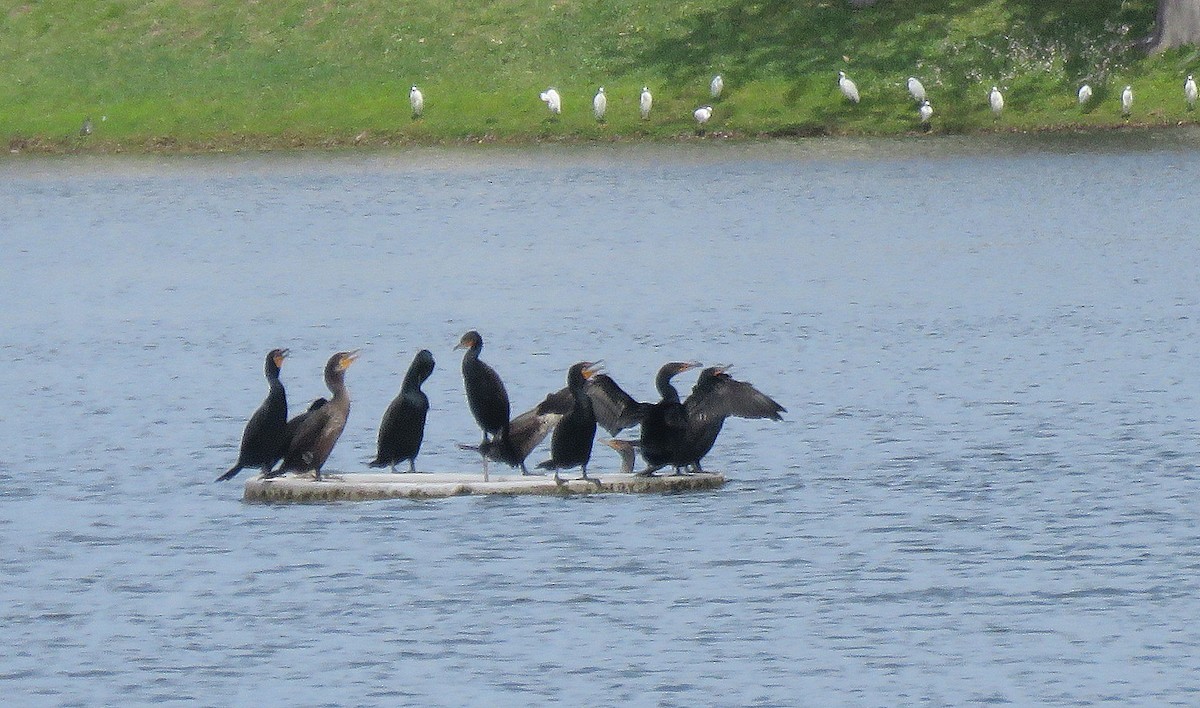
left=243, top=471, right=727, bottom=503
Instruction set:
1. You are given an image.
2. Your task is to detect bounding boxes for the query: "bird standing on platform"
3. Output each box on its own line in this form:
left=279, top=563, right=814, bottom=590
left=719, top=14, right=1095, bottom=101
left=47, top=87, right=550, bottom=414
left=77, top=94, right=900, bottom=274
left=270, top=350, right=359, bottom=481
left=370, top=349, right=435, bottom=473
left=538, top=362, right=603, bottom=484
left=217, top=349, right=289, bottom=482
left=639, top=362, right=702, bottom=475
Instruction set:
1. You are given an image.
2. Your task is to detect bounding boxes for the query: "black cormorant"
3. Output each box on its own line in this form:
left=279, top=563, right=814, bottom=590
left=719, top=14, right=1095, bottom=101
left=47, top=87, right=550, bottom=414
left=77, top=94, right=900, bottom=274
left=455, top=330, right=511, bottom=447
left=216, top=348, right=289, bottom=482
left=370, top=349, right=435, bottom=473
left=637, top=361, right=701, bottom=475
left=680, top=366, right=785, bottom=473
left=537, top=361, right=602, bottom=483
left=269, top=350, right=359, bottom=481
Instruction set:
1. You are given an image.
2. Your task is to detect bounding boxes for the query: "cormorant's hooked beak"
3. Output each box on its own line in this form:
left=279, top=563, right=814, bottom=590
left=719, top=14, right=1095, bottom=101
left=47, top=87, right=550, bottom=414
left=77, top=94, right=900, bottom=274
left=340, top=350, right=361, bottom=369
left=680, top=361, right=703, bottom=373
left=273, top=349, right=289, bottom=367
left=583, top=361, right=605, bottom=379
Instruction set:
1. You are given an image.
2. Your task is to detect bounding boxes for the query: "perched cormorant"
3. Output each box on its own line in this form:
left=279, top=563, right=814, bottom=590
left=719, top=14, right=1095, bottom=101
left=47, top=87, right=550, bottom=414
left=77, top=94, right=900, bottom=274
left=268, top=350, right=359, bottom=481
left=538, top=362, right=603, bottom=483
left=217, top=349, right=289, bottom=482
left=638, top=361, right=702, bottom=475
left=601, top=438, right=638, bottom=475
left=455, top=331, right=511, bottom=447
left=680, top=366, right=785, bottom=473
left=461, top=404, right=557, bottom=475
left=370, top=349, right=435, bottom=473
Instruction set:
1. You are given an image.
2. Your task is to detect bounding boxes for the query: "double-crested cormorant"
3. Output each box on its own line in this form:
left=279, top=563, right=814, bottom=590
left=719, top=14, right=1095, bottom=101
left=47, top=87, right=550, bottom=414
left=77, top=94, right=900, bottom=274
left=462, top=404, right=557, bottom=474
left=680, top=366, right=785, bottom=473
left=638, top=361, right=702, bottom=475
left=269, top=350, right=359, bottom=481
left=601, top=438, right=638, bottom=475
left=538, top=361, right=602, bottom=483
left=370, top=349, right=435, bottom=473
left=586, top=373, right=651, bottom=436
left=217, top=349, right=289, bottom=482
left=455, top=331, right=510, bottom=447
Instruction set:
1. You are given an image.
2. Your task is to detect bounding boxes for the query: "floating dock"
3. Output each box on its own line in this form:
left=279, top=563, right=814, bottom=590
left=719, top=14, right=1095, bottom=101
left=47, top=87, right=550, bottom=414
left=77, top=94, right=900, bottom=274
left=243, top=471, right=726, bottom=502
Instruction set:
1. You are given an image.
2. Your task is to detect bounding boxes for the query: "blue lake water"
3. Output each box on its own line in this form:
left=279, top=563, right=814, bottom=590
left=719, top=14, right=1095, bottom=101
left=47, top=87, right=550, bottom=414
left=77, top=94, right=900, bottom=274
left=3, top=133, right=1200, bottom=705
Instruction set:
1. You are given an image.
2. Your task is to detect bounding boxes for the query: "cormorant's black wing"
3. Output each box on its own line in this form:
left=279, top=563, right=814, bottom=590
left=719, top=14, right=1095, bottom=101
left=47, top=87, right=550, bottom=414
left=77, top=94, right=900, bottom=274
left=586, top=374, right=650, bottom=435
left=686, top=375, right=785, bottom=425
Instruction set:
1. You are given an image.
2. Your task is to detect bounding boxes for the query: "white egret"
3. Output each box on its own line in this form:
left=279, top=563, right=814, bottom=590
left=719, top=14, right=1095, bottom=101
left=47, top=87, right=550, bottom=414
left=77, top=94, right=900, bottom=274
left=989, top=86, right=1004, bottom=118
left=593, top=87, right=607, bottom=121
left=907, top=77, right=926, bottom=103
left=918, top=99, right=933, bottom=128
left=710, top=74, right=724, bottom=99
left=540, top=88, right=562, bottom=116
left=838, top=71, right=859, bottom=104
left=1078, top=84, right=1092, bottom=106
left=1186, top=75, right=1197, bottom=110
left=640, top=86, right=652, bottom=119
left=1121, top=85, right=1133, bottom=117
left=409, top=86, right=424, bottom=119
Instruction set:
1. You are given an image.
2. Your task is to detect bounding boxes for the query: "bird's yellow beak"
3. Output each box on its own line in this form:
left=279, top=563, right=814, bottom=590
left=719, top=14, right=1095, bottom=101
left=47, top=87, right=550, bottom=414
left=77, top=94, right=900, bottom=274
left=273, top=349, right=289, bottom=368
left=340, top=350, right=360, bottom=370
left=582, top=361, right=604, bottom=379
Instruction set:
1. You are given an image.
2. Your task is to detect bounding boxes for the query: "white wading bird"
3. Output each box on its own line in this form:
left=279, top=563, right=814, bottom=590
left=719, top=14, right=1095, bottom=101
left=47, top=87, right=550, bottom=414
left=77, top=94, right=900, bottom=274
left=694, top=105, right=713, bottom=133
left=989, top=86, right=1004, bottom=118
left=838, top=71, right=859, bottom=104
left=540, top=88, right=562, bottom=116
left=907, top=77, right=926, bottom=104
left=593, top=87, right=607, bottom=121
left=1078, top=84, right=1092, bottom=106
left=1186, top=75, right=1197, bottom=110
left=640, top=86, right=652, bottom=120
left=1121, top=85, right=1133, bottom=117
left=918, top=99, right=933, bottom=128
left=710, top=74, right=724, bottom=99
left=409, top=86, right=424, bottom=119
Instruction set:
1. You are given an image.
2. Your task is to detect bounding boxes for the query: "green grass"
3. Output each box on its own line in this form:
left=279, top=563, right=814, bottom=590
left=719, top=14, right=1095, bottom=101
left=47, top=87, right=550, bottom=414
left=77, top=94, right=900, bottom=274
left=1, top=0, right=1197, bottom=152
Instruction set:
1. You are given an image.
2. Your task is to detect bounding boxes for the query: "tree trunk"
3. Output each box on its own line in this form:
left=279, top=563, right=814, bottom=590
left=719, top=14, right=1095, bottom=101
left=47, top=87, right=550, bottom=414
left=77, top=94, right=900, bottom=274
left=1149, top=0, right=1200, bottom=53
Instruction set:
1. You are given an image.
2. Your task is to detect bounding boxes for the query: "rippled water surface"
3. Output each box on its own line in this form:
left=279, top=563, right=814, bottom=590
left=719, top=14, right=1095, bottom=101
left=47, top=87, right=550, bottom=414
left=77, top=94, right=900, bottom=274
left=4, top=134, right=1200, bottom=705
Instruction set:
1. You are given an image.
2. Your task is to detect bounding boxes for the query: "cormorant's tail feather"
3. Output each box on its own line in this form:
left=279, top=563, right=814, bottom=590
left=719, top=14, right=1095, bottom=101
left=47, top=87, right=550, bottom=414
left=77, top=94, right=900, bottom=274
left=367, top=458, right=388, bottom=468
left=215, top=465, right=242, bottom=482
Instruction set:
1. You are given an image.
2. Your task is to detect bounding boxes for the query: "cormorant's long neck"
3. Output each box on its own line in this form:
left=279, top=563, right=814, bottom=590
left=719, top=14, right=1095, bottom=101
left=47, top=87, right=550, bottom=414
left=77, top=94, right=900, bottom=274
left=326, top=371, right=349, bottom=404
left=464, top=342, right=481, bottom=364
left=656, top=374, right=680, bottom=404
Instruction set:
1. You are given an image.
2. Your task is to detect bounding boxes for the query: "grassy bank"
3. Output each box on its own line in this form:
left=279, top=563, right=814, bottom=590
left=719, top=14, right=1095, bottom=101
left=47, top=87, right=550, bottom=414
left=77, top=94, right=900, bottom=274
left=1, top=0, right=1197, bottom=152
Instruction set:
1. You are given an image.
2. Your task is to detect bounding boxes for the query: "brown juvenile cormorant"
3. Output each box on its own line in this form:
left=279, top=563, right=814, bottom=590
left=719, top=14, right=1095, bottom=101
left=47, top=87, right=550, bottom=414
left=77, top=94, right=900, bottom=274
left=537, top=362, right=603, bottom=483
left=455, top=330, right=511, bottom=447
left=217, top=348, right=289, bottom=482
left=680, top=366, right=785, bottom=473
left=637, top=361, right=702, bottom=475
left=370, top=349, right=435, bottom=473
left=268, top=350, right=359, bottom=481
left=601, top=438, right=639, bottom=475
